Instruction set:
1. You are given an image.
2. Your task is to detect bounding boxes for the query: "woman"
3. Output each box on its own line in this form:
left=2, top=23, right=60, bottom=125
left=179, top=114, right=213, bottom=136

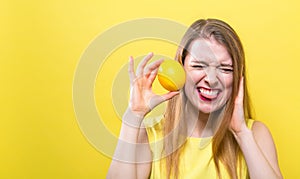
left=107, top=19, right=283, bottom=179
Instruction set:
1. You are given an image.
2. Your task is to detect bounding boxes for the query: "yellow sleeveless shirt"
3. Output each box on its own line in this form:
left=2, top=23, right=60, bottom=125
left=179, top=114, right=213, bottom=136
left=145, top=118, right=254, bottom=179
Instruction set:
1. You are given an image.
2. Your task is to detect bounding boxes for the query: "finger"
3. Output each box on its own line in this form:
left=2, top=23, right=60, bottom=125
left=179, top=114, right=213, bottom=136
left=147, top=91, right=180, bottom=110
left=161, top=91, right=180, bottom=101
left=146, top=68, right=159, bottom=87
left=235, top=76, right=244, bottom=105
left=136, top=52, right=153, bottom=77
left=144, top=58, right=164, bottom=78
left=128, top=56, right=136, bottom=83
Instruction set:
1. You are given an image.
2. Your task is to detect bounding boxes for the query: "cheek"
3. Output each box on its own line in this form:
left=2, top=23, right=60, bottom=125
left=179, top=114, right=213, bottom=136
left=184, top=75, right=195, bottom=95
left=184, top=72, right=199, bottom=97
left=223, top=76, right=233, bottom=95
left=185, top=70, right=205, bottom=84
left=225, top=77, right=233, bottom=87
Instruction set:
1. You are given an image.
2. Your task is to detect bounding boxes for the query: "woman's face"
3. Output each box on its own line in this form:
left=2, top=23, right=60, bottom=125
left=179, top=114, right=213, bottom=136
left=183, top=38, right=233, bottom=114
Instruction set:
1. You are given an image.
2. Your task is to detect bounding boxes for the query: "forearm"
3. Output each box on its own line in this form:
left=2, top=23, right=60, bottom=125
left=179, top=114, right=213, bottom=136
left=107, top=109, right=150, bottom=179
left=235, top=128, right=282, bottom=179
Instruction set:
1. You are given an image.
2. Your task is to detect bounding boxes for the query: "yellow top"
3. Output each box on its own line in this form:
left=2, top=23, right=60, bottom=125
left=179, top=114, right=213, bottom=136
left=145, top=118, right=254, bottom=179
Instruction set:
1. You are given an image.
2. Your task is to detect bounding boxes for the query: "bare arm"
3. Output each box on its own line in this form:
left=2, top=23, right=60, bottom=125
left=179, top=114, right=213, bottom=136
left=235, top=121, right=283, bottom=179
left=230, top=77, right=283, bottom=179
left=107, top=53, right=178, bottom=178
left=106, top=109, right=152, bottom=179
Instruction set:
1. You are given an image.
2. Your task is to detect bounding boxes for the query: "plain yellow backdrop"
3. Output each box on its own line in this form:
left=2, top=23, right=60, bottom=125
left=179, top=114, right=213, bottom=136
left=1, top=0, right=300, bottom=178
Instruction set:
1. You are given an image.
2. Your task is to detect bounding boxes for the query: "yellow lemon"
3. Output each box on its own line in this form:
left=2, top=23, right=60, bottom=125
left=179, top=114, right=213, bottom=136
left=158, top=59, right=186, bottom=91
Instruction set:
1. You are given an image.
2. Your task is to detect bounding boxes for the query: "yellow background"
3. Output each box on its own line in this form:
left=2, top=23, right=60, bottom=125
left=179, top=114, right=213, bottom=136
left=1, top=0, right=300, bottom=178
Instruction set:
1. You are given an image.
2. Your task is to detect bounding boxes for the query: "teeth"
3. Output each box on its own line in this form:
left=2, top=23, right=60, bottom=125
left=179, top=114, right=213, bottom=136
left=199, top=88, right=218, bottom=96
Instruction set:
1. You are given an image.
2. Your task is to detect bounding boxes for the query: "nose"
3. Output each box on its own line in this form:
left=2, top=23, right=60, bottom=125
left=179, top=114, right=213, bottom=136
left=204, top=67, right=218, bottom=87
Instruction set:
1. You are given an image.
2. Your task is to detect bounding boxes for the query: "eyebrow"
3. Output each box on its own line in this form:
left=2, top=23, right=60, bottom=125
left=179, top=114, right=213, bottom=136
left=190, top=59, right=208, bottom=65
left=190, top=59, right=233, bottom=67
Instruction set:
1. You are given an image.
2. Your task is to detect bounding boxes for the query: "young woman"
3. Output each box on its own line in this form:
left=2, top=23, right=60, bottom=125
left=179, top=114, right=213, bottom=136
left=107, top=19, right=283, bottom=179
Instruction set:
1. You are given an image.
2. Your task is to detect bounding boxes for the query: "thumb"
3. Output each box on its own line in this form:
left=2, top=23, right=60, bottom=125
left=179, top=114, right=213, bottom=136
left=162, top=91, right=180, bottom=101
left=147, top=91, right=179, bottom=110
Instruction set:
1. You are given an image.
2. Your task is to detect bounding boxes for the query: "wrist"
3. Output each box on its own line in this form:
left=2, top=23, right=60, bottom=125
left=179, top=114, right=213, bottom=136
left=233, top=127, right=253, bottom=144
left=128, top=108, right=147, bottom=118
left=122, top=108, right=145, bottom=128
left=128, top=103, right=150, bottom=117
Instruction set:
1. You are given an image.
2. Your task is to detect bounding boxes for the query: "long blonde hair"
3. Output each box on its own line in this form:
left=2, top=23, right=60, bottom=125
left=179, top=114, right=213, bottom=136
left=163, top=19, right=253, bottom=179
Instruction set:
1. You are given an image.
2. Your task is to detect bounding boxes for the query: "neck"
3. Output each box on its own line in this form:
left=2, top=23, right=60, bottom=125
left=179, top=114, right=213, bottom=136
left=188, top=106, right=225, bottom=138
left=184, top=100, right=211, bottom=138
left=191, top=111, right=211, bottom=138
left=182, top=92, right=225, bottom=138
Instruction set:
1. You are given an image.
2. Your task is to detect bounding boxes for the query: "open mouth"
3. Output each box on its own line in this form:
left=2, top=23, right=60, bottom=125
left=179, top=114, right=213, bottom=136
left=197, top=87, right=220, bottom=102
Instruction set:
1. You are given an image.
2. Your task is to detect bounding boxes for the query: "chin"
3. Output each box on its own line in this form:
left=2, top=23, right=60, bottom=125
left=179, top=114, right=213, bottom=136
left=198, top=107, right=216, bottom=114
left=198, top=102, right=226, bottom=114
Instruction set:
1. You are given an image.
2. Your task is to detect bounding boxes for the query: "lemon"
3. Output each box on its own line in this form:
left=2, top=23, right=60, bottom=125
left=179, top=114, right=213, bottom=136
left=158, top=59, right=186, bottom=91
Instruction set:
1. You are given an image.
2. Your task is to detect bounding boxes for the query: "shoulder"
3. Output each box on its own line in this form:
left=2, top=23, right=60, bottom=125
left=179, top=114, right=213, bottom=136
left=251, top=121, right=273, bottom=141
left=250, top=120, right=282, bottom=177
left=251, top=120, right=275, bottom=147
left=251, top=121, right=279, bottom=163
left=245, top=120, right=277, bottom=152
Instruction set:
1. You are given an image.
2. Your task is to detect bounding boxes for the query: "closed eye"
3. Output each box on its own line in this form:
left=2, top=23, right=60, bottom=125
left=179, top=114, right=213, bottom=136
left=191, top=65, right=207, bottom=69
left=218, top=67, right=233, bottom=73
